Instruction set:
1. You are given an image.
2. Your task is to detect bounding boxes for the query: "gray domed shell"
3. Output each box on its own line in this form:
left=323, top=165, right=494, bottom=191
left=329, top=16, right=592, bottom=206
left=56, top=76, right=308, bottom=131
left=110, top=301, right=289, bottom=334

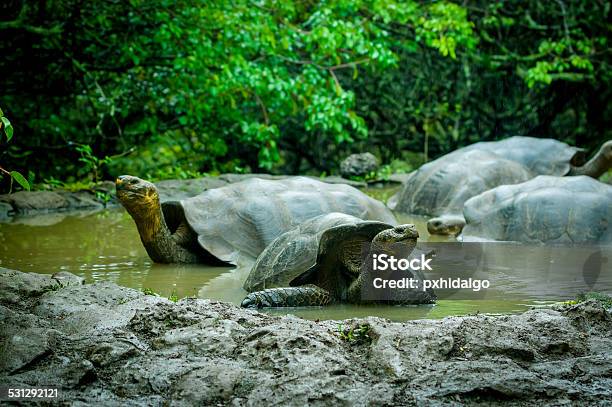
left=243, top=213, right=392, bottom=292
left=389, top=136, right=585, bottom=216
left=178, top=177, right=396, bottom=265
left=462, top=176, right=612, bottom=243
left=389, top=150, right=531, bottom=216
left=462, top=136, right=584, bottom=176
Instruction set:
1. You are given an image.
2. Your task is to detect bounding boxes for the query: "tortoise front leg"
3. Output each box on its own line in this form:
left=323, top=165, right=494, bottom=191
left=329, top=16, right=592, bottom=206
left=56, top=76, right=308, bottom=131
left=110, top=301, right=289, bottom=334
left=241, top=285, right=333, bottom=308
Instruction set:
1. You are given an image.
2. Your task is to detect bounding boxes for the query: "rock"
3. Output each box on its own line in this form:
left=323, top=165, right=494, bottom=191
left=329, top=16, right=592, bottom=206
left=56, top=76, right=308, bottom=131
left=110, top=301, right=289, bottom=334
left=0, top=202, right=13, bottom=220
left=0, top=267, right=610, bottom=405
left=51, top=271, right=85, bottom=287
left=388, top=173, right=412, bottom=184
left=0, top=191, right=70, bottom=212
left=170, top=361, right=259, bottom=405
left=61, top=359, right=97, bottom=388
left=340, top=153, right=379, bottom=178
left=86, top=341, right=140, bottom=368
left=0, top=306, right=52, bottom=374
left=0, top=268, right=65, bottom=306
left=58, top=191, right=105, bottom=210
left=34, top=281, right=162, bottom=334
left=0, top=190, right=105, bottom=220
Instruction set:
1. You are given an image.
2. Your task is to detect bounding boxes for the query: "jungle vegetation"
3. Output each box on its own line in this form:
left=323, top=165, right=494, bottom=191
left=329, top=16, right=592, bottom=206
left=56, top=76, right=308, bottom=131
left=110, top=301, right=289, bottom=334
left=0, top=0, right=610, bottom=191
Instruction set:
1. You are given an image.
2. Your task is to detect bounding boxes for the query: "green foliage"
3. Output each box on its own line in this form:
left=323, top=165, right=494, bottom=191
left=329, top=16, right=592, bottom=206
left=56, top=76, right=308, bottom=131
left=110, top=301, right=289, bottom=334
left=168, top=291, right=179, bottom=303
left=377, top=158, right=417, bottom=180
left=95, top=190, right=112, bottom=205
left=0, top=116, right=13, bottom=142
left=345, top=158, right=415, bottom=182
left=388, top=159, right=417, bottom=174
left=1, top=0, right=610, bottom=186
left=337, top=322, right=372, bottom=344
left=566, top=292, right=612, bottom=308
left=106, top=134, right=209, bottom=180
left=351, top=0, right=610, bottom=162
left=75, top=144, right=112, bottom=183
left=40, top=179, right=91, bottom=192
left=9, top=171, right=29, bottom=191
left=142, top=287, right=180, bottom=302
left=2, top=0, right=476, bottom=184
left=416, top=2, right=477, bottom=59
left=599, top=170, right=612, bottom=184
left=142, top=288, right=159, bottom=296
left=0, top=109, right=30, bottom=192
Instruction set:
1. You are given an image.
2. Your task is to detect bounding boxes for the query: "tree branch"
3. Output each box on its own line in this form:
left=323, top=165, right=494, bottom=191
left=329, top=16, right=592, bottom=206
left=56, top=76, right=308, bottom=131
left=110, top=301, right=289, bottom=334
left=254, top=93, right=269, bottom=125
left=0, top=3, right=63, bottom=35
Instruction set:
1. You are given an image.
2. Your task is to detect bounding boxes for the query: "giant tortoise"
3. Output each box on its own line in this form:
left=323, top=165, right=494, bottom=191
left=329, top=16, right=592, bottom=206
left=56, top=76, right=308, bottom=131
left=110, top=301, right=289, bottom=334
left=389, top=137, right=612, bottom=236
left=116, top=175, right=396, bottom=264
left=461, top=175, right=612, bottom=244
left=241, top=212, right=435, bottom=308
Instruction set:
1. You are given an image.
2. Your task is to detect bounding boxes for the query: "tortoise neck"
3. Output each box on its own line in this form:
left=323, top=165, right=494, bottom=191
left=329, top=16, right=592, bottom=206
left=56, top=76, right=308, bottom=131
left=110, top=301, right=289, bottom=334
left=347, top=273, right=363, bottom=302
left=348, top=240, right=420, bottom=304
left=132, top=199, right=181, bottom=263
left=569, top=143, right=612, bottom=178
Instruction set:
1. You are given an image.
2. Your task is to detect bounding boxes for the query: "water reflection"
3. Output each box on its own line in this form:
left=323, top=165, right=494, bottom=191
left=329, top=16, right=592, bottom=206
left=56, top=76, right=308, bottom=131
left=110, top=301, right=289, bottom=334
left=0, top=209, right=232, bottom=299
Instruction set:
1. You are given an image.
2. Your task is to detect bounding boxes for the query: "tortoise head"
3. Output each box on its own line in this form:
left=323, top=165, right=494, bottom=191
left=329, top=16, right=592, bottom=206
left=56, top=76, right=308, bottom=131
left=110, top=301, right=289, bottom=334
left=116, top=175, right=160, bottom=219
left=570, top=140, right=612, bottom=177
left=372, top=224, right=419, bottom=253
left=427, top=215, right=466, bottom=236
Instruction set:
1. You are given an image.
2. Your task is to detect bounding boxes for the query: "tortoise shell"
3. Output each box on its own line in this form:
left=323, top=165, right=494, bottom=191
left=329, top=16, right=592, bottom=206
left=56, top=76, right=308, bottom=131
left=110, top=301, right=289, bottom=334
left=462, top=136, right=584, bottom=176
left=243, top=213, right=392, bottom=291
left=171, top=177, right=396, bottom=264
left=389, top=136, right=584, bottom=217
left=462, top=175, right=612, bottom=243
left=389, top=150, right=531, bottom=216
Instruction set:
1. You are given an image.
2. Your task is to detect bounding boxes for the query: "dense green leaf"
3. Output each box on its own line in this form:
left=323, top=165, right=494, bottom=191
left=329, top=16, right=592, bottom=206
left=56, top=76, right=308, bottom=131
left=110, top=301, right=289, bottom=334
left=0, top=117, right=12, bottom=141
left=10, top=171, right=30, bottom=191
left=0, top=0, right=609, bottom=189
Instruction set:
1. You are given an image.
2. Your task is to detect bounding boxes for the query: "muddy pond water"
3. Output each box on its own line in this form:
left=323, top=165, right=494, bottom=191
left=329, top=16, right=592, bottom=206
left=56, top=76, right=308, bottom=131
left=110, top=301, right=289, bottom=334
left=1, top=186, right=610, bottom=321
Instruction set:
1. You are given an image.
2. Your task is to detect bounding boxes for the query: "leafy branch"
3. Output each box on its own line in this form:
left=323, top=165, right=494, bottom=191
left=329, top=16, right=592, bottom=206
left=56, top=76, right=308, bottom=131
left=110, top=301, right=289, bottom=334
left=0, top=109, right=29, bottom=192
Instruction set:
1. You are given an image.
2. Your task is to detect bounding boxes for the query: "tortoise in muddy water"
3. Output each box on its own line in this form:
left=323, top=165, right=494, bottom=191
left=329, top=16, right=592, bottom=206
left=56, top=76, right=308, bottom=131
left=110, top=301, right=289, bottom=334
left=461, top=175, right=612, bottom=244
left=389, top=138, right=612, bottom=236
left=460, top=136, right=590, bottom=176
left=388, top=149, right=532, bottom=233
left=241, top=212, right=436, bottom=308
left=116, top=176, right=396, bottom=265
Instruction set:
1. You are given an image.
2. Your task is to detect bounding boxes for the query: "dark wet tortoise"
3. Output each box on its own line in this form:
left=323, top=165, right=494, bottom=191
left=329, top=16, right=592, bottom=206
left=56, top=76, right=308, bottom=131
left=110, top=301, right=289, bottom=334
left=241, top=213, right=436, bottom=308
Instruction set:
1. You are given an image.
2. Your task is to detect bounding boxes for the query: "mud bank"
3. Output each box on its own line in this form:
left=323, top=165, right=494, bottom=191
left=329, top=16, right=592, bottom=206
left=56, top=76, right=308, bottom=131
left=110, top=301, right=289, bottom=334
left=0, top=268, right=610, bottom=405
left=0, top=175, right=370, bottom=221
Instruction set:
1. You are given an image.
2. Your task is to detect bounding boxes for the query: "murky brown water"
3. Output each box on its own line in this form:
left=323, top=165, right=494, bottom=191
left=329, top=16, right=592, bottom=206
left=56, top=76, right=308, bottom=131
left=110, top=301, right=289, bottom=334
left=1, top=185, right=610, bottom=321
